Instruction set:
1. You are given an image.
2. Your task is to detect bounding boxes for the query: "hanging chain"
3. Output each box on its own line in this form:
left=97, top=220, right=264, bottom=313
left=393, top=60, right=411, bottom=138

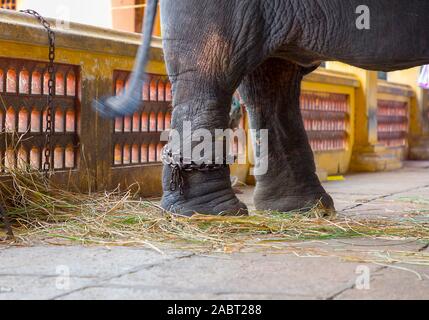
left=20, top=9, right=56, bottom=175
left=2, top=10, right=56, bottom=239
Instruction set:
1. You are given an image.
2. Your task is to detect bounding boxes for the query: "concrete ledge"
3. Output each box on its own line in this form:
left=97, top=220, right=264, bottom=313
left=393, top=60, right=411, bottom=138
left=351, top=144, right=404, bottom=172
left=409, top=136, right=429, bottom=160
left=0, top=9, right=164, bottom=60
left=304, top=68, right=360, bottom=88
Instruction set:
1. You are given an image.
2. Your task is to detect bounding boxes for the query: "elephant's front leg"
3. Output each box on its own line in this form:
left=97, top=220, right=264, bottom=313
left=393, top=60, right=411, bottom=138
left=161, top=82, right=248, bottom=216
left=239, top=58, right=335, bottom=214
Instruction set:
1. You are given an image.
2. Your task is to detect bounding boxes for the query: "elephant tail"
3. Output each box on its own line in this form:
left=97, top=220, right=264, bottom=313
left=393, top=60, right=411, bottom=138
left=92, top=0, right=159, bottom=117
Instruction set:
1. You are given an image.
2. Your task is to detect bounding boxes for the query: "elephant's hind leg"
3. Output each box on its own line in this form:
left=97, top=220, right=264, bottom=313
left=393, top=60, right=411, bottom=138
left=239, top=58, right=335, bottom=215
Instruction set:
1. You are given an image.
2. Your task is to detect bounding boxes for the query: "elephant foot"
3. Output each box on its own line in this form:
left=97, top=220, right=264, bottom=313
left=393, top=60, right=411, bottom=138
left=161, top=167, right=248, bottom=217
left=254, top=191, right=335, bottom=217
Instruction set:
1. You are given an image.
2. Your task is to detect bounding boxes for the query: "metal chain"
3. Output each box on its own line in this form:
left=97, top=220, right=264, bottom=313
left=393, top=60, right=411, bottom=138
left=1, top=10, right=55, bottom=239
left=162, top=146, right=230, bottom=195
left=20, top=9, right=56, bottom=175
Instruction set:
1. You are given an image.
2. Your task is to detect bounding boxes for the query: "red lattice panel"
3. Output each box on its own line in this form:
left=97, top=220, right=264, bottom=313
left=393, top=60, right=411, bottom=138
left=300, top=92, right=350, bottom=152
left=377, top=100, right=409, bottom=147
left=0, top=57, right=79, bottom=172
left=112, top=70, right=172, bottom=166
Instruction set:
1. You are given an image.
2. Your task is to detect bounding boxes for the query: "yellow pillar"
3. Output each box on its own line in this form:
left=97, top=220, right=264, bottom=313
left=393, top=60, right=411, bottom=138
left=326, top=62, right=403, bottom=171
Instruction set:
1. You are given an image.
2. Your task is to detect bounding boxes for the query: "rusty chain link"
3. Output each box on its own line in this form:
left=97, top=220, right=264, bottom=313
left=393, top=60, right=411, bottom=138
left=20, top=9, right=55, bottom=175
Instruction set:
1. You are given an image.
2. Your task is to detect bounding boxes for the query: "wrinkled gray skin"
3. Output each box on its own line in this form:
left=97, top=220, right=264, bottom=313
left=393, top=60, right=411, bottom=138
left=94, top=0, right=429, bottom=216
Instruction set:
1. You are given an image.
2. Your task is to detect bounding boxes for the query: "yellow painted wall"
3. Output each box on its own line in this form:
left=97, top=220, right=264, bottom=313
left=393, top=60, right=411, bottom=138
left=326, top=62, right=379, bottom=147
left=2, top=8, right=428, bottom=196
left=0, top=21, right=165, bottom=195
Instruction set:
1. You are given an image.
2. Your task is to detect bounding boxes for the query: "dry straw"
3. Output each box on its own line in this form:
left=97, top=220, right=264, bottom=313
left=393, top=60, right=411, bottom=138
left=1, top=98, right=428, bottom=269
left=1, top=167, right=428, bottom=256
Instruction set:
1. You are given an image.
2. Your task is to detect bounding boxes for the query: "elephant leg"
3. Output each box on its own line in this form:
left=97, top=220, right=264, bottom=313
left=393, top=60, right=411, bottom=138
left=162, top=60, right=247, bottom=216
left=161, top=89, right=248, bottom=216
left=239, top=58, right=335, bottom=214
left=158, top=0, right=268, bottom=216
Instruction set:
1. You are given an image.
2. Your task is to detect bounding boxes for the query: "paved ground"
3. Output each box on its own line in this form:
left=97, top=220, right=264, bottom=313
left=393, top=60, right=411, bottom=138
left=1, top=161, right=429, bottom=300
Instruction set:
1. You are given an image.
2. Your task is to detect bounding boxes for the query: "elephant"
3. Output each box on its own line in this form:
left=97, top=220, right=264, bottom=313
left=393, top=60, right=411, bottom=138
left=93, top=0, right=429, bottom=216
